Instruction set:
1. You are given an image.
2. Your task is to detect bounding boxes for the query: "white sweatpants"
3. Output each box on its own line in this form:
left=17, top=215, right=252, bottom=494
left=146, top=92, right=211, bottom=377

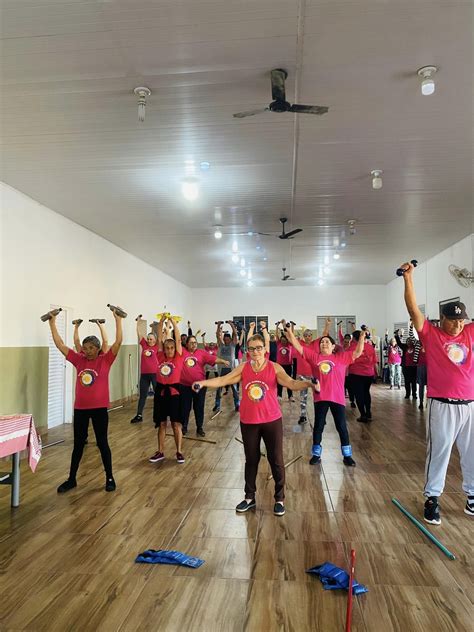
left=424, top=399, right=474, bottom=497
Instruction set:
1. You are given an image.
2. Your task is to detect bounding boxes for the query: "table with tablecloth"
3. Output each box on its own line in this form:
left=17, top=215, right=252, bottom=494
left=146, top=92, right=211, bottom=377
left=0, top=414, right=42, bottom=507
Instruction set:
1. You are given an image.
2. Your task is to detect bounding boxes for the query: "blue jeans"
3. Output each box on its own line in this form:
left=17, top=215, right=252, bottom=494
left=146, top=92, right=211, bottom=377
left=215, top=368, right=239, bottom=408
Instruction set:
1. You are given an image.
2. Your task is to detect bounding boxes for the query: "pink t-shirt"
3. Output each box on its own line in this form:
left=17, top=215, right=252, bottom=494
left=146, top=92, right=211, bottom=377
left=181, top=349, right=218, bottom=386
left=348, top=341, right=377, bottom=376
left=66, top=349, right=116, bottom=409
left=276, top=342, right=292, bottom=365
left=240, top=361, right=282, bottom=424
left=303, top=348, right=354, bottom=405
left=387, top=346, right=402, bottom=365
left=156, top=351, right=184, bottom=385
left=417, top=347, right=427, bottom=367
left=296, top=339, right=319, bottom=375
left=404, top=347, right=416, bottom=367
left=418, top=321, right=474, bottom=399
left=139, top=338, right=159, bottom=374
left=204, top=344, right=217, bottom=356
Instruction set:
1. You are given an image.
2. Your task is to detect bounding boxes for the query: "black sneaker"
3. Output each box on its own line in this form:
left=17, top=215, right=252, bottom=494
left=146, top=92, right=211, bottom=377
left=197, top=428, right=205, bottom=437
left=298, top=416, right=307, bottom=425
left=309, top=455, right=321, bottom=465
left=464, top=496, right=474, bottom=517
left=235, top=499, right=256, bottom=513
left=212, top=405, right=219, bottom=412
left=273, top=502, right=285, bottom=516
left=234, top=404, right=240, bottom=413
left=404, top=395, right=410, bottom=399
left=418, top=403, right=424, bottom=410
left=57, top=479, right=77, bottom=494
left=130, top=415, right=143, bottom=424
left=182, top=428, right=188, bottom=436
left=365, top=412, right=372, bottom=420
left=356, top=416, right=368, bottom=423
left=343, top=456, right=356, bottom=467
left=424, top=497, right=441, bottom=525
left=105, top=477, right=116, bottom=492
left=350, top=402, right=356, bottom=408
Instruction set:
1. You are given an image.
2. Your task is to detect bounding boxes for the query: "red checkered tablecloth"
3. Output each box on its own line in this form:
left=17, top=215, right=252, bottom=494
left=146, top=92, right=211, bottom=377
left=0, top=414, right=42, bottom=472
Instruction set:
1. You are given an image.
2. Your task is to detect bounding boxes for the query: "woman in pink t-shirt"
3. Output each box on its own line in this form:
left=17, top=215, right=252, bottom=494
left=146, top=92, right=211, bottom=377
left=131, top=317, right=159, bottom=424
left=287, top=326, right=365, bottom=467
left=149, top=316, right=185, bottom=465
left=193, top=333, right=318, bottom=516
left=276, top=326, right=295, bottom=401
left=47, top=308, right=124, bottom=494
left=348, top=330, right=378, bottom=422
left=386, top=337, right=402, bottom=389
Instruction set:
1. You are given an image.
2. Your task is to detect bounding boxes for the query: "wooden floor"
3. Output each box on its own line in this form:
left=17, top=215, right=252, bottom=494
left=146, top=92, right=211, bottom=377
left=1, top=386, right=472, bottom=632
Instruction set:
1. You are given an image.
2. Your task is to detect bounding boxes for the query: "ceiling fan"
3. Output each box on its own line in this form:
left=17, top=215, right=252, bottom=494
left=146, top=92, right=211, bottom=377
left=233, top=68, right=329, bottom=119
left=234, top=218, right=303, bottom=240
left=449, top=264, right=473, bottom=288
left=281, top=267, right=295, bottom=281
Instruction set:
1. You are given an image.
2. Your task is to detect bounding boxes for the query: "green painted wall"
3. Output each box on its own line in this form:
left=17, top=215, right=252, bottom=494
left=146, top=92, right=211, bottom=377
left=0, top=344, right=139, bottom=429
left=0, top=347, right=49, bottom=427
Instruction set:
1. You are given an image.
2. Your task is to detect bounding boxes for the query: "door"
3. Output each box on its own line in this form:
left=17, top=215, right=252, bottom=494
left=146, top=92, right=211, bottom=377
left=47, top=306, right=67, bottom=428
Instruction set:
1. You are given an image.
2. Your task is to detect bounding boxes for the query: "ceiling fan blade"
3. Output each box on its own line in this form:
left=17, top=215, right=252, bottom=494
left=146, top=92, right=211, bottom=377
left=271, top=69, right=287, bottom=102
left=279, top=228, right=303, bottom=239
left=233, top=107, right=270, bottom=119
left=290, top=104, right=329, bottom=115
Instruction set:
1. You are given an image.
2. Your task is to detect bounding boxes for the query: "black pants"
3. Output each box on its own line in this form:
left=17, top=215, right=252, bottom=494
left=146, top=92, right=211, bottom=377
left=402, top=366, right=417, bottom=398
left=345, top=374, right=355, bottom=403
left=240, top=418, right=285, bottom=501
left=313, top=401, right=350, bottom=446
left=70, top=408, right=112, bottom=480
left=277, top=364, right=293, bottom=398
left=351, top=375, right=373, bottom=417
left=181, top=385, right=207, bottom=431
left=136, top=373, right=157, bottom=416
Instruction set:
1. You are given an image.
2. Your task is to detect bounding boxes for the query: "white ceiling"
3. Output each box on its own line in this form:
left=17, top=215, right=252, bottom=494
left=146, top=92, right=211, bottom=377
left=1, top=0, right=473, bottom=287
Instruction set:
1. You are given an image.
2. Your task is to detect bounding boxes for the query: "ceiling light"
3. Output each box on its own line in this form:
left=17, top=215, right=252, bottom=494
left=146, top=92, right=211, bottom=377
left=240, top=269, right=246, bottom=277
left=232, top=253, right=239, bottom=264
left=247, top=280, right=254, bottom=287
left=317, top=279, right=325, bottom=286
left=240, top=257, right=245, bottom=267
left=333, top=252, right=340, bottom=260
left=348, top=220, right=356, bottom=235
left=232, top=240, right=238, bottom=253
left=263, top=257, right=268, bottom=261
left=181, top=178, right=199, bottom=201
left=341, top=241, right=347, bottom=248
left=200, top=161, right=211, bottom=171
left=133, top=86, right=151, bottom=122
left=247, top=231, right=254, bottom=236
left=417, top=66, right=437, bottom=96
left=324, top=255, right=330, bottom=265
left=371, top=170, right=383, bottom=190
left=247, top=269, right=252, bottom=279
left=214, top=226, right=222, bottom=239
left=324, top=267, right=330, bottom=275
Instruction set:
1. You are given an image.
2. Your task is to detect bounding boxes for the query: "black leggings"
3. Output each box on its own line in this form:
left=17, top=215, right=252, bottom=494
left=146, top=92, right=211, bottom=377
left=136, top=373, right=157, bottom=416
left=240, top=418, right=285, bottom=501
left=402, top=366, right=417, bottom=398
left=277, top=364, right=293, bottom=398
left=70, top=408, right=112, bottom=480
left=345, top=375, right=355, bottom=403
left=181, top=385, right=207, bottom=431
left=313, top=401, right=350, bottom=446
left=351, top=375, right=373, bottom=417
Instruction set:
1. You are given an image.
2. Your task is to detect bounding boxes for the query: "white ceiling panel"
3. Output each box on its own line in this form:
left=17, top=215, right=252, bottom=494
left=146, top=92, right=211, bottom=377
left=0, top=0, right=472, bottom=287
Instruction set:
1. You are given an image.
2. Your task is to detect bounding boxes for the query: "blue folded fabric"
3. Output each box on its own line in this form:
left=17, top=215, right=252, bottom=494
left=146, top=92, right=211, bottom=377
left=135, top=549, right=205, bottom=568
left=307, top=562, right=368, bottom=595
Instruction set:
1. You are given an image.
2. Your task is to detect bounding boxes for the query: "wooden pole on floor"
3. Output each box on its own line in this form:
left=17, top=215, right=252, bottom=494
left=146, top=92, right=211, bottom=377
left=165, top=433, right=217, bottom=445
left=234, top=436, right=266, bottom=457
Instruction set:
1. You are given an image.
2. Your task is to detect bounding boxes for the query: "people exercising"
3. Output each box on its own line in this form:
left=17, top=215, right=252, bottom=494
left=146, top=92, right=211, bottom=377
left=130, top=317, right=159, bottom=423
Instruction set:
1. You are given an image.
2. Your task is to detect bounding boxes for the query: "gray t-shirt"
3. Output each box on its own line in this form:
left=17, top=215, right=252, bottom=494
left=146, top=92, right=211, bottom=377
left=218, top=342, right=235, bottom=375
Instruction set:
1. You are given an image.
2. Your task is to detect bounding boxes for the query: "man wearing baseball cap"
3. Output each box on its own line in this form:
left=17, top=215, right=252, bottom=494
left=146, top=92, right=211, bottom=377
left=399, top=261, right=473, bottom=525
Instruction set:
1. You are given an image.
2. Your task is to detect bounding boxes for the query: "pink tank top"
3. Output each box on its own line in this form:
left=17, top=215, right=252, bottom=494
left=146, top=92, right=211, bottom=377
left=240, top=361, right=282, bottom=425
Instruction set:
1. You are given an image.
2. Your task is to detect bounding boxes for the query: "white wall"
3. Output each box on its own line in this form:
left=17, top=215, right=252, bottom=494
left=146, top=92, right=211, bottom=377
left=0, top=183, right=192, bottom=347
left=192, top=285, right=387, bottom=337
left=385, top=234, right=474, bottom=328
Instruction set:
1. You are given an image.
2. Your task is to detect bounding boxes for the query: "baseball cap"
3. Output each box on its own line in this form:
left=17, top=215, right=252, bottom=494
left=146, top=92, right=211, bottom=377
left=441, top=301, right=468, bottom=320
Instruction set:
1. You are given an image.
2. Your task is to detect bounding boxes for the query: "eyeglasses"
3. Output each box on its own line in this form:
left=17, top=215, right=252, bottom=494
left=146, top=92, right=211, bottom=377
left=248, top=345, right=264, bottom=352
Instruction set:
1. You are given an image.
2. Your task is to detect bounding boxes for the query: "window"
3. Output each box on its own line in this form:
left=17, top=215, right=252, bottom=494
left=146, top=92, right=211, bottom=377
left=316, top=315, right=356, bottom=339
left=233, top=316, right=268, bottom=333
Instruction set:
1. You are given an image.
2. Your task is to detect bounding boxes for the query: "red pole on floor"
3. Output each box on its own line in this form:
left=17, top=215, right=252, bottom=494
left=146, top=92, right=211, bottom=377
left=345, top=549, right=355, bottom=632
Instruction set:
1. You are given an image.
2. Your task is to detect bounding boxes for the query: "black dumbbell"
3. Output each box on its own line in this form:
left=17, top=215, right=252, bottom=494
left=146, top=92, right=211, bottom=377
left=72, top=319, right=83, bottom=326
left=135, top=314, right=143, bottom=321
left=40, top=308, right=62, bottom=322
left=396, top=260, right=418, bottom=277
left=215, top=321, right=224, bottom=325
left=192, top=383, right=202, bottom=392
left=89, top=318, right=106, bottom=324
left=107, top=304, right=127, bottom=318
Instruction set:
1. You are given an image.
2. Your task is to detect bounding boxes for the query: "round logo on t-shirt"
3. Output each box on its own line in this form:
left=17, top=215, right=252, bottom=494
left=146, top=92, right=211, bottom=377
left=160, top=363, right=173, bottom=377
left=79, top=369, right=96, bottom=387
left=144, top=350, right=152, bottom=357
left=445, top=342, right=468, bottom=366
left=281, top=348, right=288, bottom=355
left=247, top=382, right=267, bottom=402
left=185, top=357, right=197, bottom=367
left=318, top=360, right=334, bottom=375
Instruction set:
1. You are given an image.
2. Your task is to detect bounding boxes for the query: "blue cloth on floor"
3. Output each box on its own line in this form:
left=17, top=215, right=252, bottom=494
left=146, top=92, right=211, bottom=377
left=307, top=562, right=368, bottom=595
left=135, top=549, right=205, bottom=568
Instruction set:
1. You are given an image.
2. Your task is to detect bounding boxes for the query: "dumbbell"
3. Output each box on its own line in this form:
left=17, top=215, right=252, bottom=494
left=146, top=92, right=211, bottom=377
left=215, top=321, right=224, bottom=325
left=192, top=383, right=202, bottom=392
left=40, top=308, right=62, bottom=322
left=135, top=314, right=143, bottom=321
left=107, top=304, right=127, bottom=318
left=72, top=319, right=83, bottom=326
left=396, top=260, right=418, bottom=277
left=89, top=318, right=106, bottom=324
